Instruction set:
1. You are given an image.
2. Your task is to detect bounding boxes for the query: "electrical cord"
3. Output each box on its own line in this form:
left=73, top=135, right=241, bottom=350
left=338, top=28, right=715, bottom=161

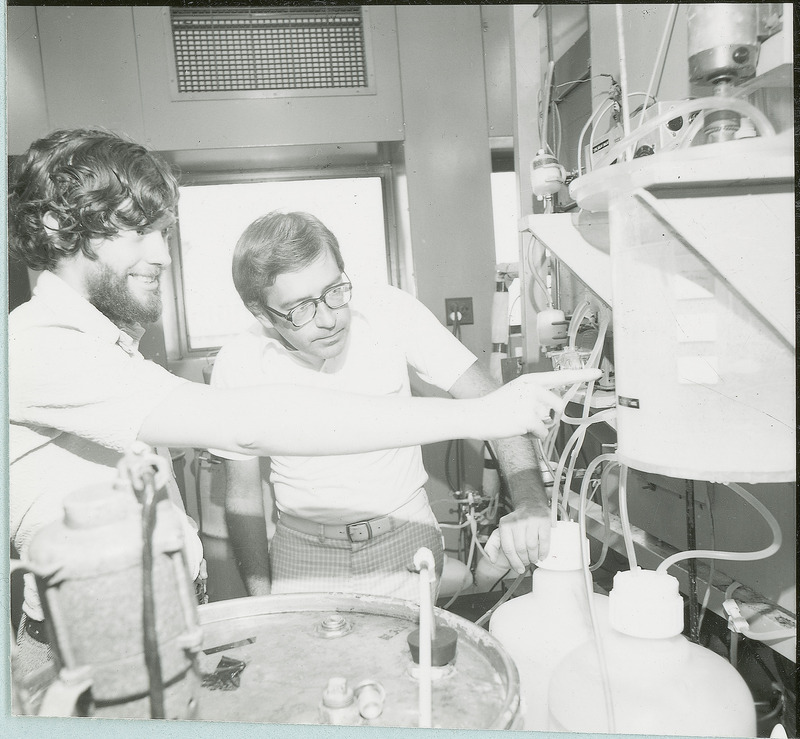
left=553, top=72, right=615, bottom=95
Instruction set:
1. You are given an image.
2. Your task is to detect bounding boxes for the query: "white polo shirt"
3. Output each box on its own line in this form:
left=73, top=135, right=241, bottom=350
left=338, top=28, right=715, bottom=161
left=211, top=284, right=477, bottom=523
left=9, top=270, right=194, bottom=619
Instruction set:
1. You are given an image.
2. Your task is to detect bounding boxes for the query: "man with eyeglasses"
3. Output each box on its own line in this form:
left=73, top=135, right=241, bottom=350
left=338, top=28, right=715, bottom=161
left=211, top=210, right=585, bottom=601
left=8, top=129, right=594, bottom=680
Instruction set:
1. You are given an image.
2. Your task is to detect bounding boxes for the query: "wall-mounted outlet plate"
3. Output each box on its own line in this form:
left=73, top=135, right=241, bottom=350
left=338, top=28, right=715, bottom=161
left=445, top=297, right=473, bottom=325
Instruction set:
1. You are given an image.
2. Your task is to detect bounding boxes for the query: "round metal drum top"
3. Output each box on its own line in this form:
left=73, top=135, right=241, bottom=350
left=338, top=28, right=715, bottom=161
left=195, top=593, right=521, bottom=729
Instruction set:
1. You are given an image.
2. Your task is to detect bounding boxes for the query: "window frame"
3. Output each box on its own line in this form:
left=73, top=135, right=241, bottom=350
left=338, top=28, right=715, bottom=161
left=166, top=164, right=400, bottom=359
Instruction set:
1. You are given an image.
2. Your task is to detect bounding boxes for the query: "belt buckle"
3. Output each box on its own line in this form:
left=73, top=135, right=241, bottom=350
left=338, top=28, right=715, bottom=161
left=346, top=521, right=373, bottom=542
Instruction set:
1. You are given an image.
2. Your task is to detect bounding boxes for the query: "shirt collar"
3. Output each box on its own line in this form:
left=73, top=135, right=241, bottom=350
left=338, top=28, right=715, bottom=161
left=34, top=270, right=145, bottom=353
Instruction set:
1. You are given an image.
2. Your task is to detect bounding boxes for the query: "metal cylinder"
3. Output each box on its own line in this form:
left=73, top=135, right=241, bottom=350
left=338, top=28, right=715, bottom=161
left=688, top=4, right=759, bottom=85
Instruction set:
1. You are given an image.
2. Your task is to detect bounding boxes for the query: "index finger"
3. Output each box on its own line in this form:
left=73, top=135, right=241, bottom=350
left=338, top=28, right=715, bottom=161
left=522, top=368, right=602, bottom=389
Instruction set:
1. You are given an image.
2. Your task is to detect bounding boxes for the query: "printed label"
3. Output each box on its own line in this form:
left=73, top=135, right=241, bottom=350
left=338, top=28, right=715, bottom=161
left=618, top=396, right=640, bottom=409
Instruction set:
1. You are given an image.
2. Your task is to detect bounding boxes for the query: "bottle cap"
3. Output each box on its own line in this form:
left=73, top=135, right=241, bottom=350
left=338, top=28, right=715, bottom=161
left=609, top=568, right=684, bottom=638
left=535, top=521, right=589, bottom=571
left=322, top=677, right=354, bottom=708
left=355, top=681, right=385, bottom=720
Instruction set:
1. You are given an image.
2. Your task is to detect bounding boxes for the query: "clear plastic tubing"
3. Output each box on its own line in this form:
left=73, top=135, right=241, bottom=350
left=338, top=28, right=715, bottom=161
left=657, top=482, right=782, bottom=575
left=594, top=96, right=776, bottom=168
left=616, top=463, right=638, bottom=570
left=578, top=452, right=619, bottom=732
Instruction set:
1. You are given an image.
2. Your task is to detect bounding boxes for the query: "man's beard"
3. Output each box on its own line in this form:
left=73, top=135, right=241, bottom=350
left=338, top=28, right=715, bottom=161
left=86, top=262, right=162, bottom=327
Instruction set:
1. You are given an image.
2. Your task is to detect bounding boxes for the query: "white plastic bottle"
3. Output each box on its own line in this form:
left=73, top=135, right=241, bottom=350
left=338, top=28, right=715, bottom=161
left=488, top=521, right=610, bottom=731
left=548, top=568, right=757, bottom=736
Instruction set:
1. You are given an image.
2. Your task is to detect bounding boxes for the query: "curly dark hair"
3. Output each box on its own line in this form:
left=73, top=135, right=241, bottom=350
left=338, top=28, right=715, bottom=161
left=8, top=128, right=179, bottom=271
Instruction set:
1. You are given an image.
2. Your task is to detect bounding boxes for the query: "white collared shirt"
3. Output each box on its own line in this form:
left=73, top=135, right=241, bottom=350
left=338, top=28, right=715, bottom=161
left=9, top=270, right=190, bottom=618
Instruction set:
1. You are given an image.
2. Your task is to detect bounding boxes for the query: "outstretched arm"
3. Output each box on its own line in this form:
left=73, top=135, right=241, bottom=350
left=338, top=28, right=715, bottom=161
left=137, top=370, right=597, bottom=457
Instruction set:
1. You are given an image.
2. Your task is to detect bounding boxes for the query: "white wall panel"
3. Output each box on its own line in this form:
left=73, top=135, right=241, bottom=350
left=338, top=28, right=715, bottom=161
left=35, top=7, right=145, bottom=143
left=132, top=7, right=404, bottom=150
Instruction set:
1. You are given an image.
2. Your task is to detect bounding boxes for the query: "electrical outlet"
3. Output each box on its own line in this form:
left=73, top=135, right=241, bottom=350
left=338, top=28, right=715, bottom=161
left=445, top=297, right=474, bottom=326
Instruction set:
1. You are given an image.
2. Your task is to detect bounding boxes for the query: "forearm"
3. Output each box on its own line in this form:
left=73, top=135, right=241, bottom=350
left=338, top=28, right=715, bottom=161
left=225, top=509, right=272, bottom=596
left=493, top=436, right=548, bottom=511
left=142, top=382, right=489, bottom=456
left=222, top=459, right=271, bottom=596
left=140, top=369, right=594, bottom=457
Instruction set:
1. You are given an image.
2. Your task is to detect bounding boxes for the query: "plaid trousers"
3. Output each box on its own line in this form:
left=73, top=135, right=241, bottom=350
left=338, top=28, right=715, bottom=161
left=270, top=496, right=444, bottom=603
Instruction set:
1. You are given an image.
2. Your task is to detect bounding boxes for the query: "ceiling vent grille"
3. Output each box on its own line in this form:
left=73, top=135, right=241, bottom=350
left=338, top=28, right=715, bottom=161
left=169, top=7, right=369, bottom=95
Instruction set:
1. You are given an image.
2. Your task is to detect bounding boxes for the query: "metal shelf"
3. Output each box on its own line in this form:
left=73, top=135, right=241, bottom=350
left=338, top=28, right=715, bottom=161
left=520, top=211, right=612, bottom=305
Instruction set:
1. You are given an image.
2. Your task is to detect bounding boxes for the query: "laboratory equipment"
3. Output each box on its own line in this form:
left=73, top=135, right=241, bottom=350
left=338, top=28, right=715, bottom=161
left=688, top=3, right=760, bottom=143
left=194, top=592, right=523, bottom=729
left=548, top=568, right=757, bottom=736
left=489, top=521, right=610, bottom=731
left=688, top=4, right=759, bottom=87
left=571, top=132, right=794, bottom=482
left=21, top=464, right=202, bottom=718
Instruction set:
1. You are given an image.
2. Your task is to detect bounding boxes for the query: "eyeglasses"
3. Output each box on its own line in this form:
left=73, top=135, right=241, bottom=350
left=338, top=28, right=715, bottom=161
left=262, top=278, right=352, bottom=328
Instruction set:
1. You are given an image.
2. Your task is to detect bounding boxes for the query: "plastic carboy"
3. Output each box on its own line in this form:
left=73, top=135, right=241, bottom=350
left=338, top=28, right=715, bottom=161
left=548, top=568, right=757, bottom=736
left=489, top=521, right=610, bottom=731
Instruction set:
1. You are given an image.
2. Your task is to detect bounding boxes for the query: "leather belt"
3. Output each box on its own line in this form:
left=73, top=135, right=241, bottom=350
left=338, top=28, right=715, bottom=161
left=278, top=489, right=428, bottom=543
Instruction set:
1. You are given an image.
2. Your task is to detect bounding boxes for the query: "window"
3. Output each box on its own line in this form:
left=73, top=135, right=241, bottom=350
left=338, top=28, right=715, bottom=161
left=171, top=174, right=390, bottom=353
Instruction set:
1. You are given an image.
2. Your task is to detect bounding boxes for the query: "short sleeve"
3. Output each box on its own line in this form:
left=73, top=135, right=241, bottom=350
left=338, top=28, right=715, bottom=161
left=363, top=286, right=477, bottom=392
left=207, top=336, right=261, bottom=461
left=9, top=325, right=188, bottom=455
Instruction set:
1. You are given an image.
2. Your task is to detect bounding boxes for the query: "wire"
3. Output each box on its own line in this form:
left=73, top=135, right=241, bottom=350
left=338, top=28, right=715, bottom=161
left=554, top=72, right=614, bottom=91
left=579, top=98, right=615, bottom=175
